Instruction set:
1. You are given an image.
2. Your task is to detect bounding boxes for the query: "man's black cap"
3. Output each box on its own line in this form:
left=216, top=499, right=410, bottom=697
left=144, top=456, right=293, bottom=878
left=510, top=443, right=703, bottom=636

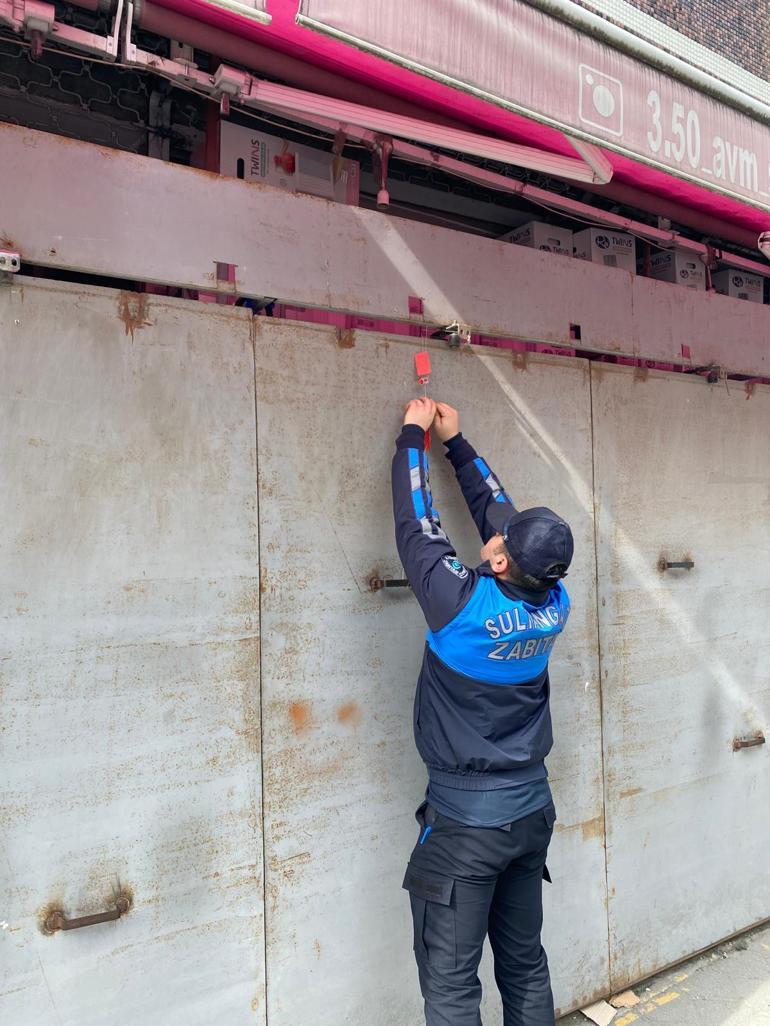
left=485, top=504, right=573, bottom=582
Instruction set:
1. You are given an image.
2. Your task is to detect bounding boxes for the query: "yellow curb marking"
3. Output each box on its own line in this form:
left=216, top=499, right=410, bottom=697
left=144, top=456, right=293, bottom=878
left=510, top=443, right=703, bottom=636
left=654, top=992, right=680, bottom=1007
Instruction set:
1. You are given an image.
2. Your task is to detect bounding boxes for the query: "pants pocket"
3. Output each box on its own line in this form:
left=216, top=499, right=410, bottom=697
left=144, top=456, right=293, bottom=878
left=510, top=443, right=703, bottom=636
left=542, top=802, right=557, bottom=830
left=415, top=800, right=428, bottom=828
left=542, top=803, right=556, bottom=882
left=403, top=864, right=457, bottom=969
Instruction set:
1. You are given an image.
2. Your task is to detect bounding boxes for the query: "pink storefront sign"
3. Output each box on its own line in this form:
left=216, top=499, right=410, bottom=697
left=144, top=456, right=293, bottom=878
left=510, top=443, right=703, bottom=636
left=298, top=0, right=770, bottom=215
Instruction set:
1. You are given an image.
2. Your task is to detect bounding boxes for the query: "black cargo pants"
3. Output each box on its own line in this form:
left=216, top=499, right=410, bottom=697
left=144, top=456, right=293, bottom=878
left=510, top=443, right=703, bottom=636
left=403, top=800, right=556, bottom=1026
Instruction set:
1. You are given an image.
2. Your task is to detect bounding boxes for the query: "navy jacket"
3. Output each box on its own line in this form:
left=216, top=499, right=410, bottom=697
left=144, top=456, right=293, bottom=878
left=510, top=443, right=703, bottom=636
left=392, top=425, right=570, bottom=792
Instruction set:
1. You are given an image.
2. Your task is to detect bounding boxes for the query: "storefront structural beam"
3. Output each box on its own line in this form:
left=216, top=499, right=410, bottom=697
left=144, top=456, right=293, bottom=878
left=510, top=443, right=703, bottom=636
left=2, top=123, right=770, bottom=380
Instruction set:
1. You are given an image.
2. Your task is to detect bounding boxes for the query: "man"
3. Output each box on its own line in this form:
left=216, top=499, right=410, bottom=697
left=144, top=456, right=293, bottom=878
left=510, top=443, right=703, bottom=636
left=392, top=397, right=574, bottom=1026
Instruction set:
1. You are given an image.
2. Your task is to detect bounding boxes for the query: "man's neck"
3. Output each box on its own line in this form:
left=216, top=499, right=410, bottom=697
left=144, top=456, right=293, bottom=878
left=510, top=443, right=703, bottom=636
left=494, top=573, right=551, bottom=605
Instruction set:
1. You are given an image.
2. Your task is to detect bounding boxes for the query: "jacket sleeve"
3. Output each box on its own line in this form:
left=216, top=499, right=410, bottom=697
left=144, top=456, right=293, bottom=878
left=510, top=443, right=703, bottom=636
left=444, top=433, right=517, bottom=543
left=392, top=425, right=476, bottom=632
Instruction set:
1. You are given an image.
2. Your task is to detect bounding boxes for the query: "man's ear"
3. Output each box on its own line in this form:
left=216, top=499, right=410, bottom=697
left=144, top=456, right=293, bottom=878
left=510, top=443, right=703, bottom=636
left=490, top=550, right=509, bottom=575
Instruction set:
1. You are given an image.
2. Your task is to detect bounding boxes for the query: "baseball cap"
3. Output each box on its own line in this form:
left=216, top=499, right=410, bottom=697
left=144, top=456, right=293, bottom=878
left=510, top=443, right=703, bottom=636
left=485, top=504, right=573, bottom=582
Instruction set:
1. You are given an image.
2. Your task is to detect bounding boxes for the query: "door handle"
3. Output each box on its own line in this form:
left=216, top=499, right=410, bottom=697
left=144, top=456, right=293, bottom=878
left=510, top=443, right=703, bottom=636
left=369, top=576, right=411, bottom=591
left=43, top=893, right=132, bottom=934
left=658, top=556, right=695, bottom=572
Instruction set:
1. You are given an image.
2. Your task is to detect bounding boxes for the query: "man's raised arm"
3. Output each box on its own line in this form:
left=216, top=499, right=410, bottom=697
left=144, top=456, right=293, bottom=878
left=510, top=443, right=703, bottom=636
left=434, top=402, right=516, bottom=543
left=392, top=398, right=475, bottom=632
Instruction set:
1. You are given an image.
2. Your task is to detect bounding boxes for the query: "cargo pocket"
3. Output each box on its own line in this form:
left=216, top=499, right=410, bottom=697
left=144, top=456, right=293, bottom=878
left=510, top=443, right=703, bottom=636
left=402, top=864, right=456, bottom=969
left=542, top=802, right=556, bottom=830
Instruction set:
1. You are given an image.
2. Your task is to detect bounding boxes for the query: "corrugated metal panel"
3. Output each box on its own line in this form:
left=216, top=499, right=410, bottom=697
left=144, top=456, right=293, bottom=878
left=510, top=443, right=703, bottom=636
left=592, top=363, right=770, bottom=989
left=255, top=321, right=607, bottom=1020
left=7, top=283, right=766, bottom=1020
left=0, top=279, right=265, bottom=1026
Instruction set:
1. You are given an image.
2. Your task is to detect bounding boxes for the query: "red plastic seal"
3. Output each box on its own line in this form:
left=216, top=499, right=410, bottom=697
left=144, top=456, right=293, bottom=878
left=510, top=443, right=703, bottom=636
left=414, top=351, right=431, bottom=383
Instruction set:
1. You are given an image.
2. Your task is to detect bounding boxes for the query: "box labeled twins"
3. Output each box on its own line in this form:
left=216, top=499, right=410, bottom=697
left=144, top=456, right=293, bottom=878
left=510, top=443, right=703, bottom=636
left=651, top=250, right=706, bottom=291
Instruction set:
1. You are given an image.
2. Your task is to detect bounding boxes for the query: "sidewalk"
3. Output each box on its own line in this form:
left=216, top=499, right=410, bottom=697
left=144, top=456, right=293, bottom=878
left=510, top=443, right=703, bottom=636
left=559, top=922, right=770, bottom=1026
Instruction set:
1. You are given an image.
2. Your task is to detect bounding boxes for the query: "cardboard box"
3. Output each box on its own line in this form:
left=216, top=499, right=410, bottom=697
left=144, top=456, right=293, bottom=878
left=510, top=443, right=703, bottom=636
left=506, top=220, right=572, bottom=257
left=712, top=269, right=764, bottom=303
left=219, top=122, right=359, bottom=205
left=573, top=228, right=636, bottom=273
left=650, top=250, right=706, bottom=291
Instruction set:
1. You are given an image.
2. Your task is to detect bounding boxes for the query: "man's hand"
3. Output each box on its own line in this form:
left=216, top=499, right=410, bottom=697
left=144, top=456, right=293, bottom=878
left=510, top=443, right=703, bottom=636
left=434, top=402, right=460, bottom=443
left=403, top=397, right=437, bottom=431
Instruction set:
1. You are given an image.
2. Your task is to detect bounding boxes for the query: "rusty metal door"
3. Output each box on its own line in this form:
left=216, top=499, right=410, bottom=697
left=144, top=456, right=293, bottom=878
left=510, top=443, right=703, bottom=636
left=255, top=321, right=608, bottom=1021
left=592, top=364, right=770, bottom=990
left=0, top=279, right=265, bottom=1026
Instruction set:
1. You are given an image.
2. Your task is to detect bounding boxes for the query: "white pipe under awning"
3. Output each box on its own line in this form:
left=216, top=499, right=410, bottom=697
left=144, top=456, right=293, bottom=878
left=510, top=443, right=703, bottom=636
left=187, top=0, right=271, bottom=23
left=566, top=138, right=613, bottom=185
left=213, top=70, right=613, bottom=185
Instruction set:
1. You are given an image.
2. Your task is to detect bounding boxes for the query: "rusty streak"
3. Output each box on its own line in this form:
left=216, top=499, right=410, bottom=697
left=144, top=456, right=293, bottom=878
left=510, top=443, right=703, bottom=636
left=335, top=327, right=355, bottom=349
left=287, top=700, right=313, bottom=735
left=117, top=293, right=152, bottom=340
left=337, top=701, right=362, bottom=728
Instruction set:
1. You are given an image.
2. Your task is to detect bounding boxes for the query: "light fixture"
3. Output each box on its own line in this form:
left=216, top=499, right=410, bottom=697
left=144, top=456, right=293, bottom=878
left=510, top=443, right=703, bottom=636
left=758, top=232, right=770, bottom=260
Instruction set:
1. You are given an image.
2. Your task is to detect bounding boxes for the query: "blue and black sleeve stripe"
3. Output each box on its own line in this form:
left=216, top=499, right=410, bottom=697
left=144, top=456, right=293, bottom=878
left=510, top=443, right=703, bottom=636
left=473, top=457, right=513, bottom=504
left=407, top=447, right=447, bottom=539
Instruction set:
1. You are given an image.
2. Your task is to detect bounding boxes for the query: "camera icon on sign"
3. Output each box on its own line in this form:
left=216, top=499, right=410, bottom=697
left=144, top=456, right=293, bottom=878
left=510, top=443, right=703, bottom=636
left=579, top=64, right=624, bottom=137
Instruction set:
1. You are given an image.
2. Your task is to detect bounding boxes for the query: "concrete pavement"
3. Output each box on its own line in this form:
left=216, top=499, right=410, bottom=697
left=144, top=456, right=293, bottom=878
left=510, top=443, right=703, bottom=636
left=559, top=921, right=770, bottom=1026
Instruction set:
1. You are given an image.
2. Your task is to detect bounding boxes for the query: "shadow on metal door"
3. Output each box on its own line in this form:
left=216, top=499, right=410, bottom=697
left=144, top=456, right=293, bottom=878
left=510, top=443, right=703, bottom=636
left=592, top=362, right=770, bottom=991
left=255, top=321, right=609, bottom=1022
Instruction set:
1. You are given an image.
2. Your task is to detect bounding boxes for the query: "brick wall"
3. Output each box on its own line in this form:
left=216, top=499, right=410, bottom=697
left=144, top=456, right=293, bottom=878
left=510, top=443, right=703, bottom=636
left=575, top=1, right=770, bottom=81
left=632, top=1, right=770, bottom=79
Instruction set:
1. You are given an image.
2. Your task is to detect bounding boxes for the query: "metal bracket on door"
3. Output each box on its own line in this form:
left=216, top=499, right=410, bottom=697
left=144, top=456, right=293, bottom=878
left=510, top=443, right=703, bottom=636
left=369, top=576, right=411, bottom=591
left=733, top=732, right=765, bottom=752
left=430, top=321, right=471, bottom=349
left=0, top=250, right=21, bottom=275
left=42, top=892, right=132, bottom=935
left=658, top=556, right=695, bottom=572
